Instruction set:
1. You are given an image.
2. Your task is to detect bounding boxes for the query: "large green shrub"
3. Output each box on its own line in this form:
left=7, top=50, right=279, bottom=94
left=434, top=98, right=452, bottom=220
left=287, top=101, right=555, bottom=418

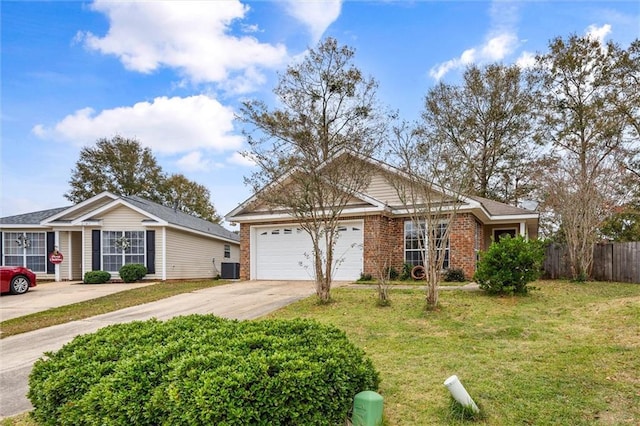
left=83, top=270, right=111, bottom=284
left=28, top=315, right=379, bottom=426
left=474, top=235, right=545, bottom=295
left=119, top=263, right=147, bottom=283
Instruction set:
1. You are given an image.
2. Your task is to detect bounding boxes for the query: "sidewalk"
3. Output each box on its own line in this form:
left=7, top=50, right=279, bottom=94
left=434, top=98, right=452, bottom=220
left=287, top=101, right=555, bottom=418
left=341, top=282, right=480, bottom=291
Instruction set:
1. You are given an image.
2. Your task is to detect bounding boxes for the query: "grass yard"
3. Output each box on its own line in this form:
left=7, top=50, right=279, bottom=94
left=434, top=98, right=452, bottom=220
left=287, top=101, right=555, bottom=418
left=1, top=280, right=638, bottom=426
left=268, top=280, right=640, bottom=425
left=0, top=280, right=227, bottom=338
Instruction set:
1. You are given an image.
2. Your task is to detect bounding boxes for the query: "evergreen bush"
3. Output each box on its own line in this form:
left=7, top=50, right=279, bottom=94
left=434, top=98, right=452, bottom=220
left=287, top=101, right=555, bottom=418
left=399, top=263, right=413, bottom=281
left=83, top=270, right=111, bottom=284
left=443, top=268, right=466, bottom=282
left=474, top=235, right=545, bottom=295
left=119, top=263, right=147, bottom=283
left=28, top=315, right=379, bottom=426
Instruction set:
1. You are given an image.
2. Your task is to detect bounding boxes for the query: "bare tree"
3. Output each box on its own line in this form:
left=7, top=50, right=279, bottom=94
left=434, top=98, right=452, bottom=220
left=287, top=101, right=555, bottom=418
left=533, top=34, right=639, bottom=279
left=238, top=38, right=388, bottom=302
left=386, top=122, right=472, bottom=309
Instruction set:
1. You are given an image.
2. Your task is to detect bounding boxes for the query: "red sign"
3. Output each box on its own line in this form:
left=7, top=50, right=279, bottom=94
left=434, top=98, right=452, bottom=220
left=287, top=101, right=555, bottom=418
left=49, top=251, right=64, bottom=264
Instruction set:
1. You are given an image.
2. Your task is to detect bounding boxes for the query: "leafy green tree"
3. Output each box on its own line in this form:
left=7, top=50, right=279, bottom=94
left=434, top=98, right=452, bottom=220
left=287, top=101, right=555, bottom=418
left=66, top=136, right=220, bottom=222
left=158, top=174, right=220, bottom=223
left=66, top=135, right=164, bottom=203
left=238, top=37, right=388, bottom=302
left=599, top=209, right=640, bottom=242
left=533, top=35, right=639, bottom=280
left=422, top=64, right=540, bottom=205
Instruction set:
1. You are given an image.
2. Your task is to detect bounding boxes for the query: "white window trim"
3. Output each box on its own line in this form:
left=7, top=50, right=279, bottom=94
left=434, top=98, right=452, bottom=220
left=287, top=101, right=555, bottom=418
left=404, top=220, right=450, bottom=269
left=101, top=230, right=146, bottom=273
left=2, top=231, right=47, bottom=272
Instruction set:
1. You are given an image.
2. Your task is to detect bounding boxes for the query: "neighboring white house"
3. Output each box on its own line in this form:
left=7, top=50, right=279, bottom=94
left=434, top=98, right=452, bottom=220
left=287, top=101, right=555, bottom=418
left=0, top=192, right=240, bottom=281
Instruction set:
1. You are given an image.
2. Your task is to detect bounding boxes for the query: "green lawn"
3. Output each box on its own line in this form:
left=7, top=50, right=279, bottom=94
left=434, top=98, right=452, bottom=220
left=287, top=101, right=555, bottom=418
left=2, top=280, right=638, bottom=425
left=0, top=280, right=227, bottom=338
left=267, top=281, right=640, bottom=425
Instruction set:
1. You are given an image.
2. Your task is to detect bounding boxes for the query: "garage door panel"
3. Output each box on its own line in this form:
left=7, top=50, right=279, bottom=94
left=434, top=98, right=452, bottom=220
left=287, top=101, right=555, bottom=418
left=254, top=221, right=363, bottom=280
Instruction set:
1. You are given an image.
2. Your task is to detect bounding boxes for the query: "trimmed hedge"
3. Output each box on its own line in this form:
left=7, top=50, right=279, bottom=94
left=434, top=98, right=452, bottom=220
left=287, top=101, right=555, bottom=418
left=28, top=315, right=379, bottom=426
left=83, top=270, right=111, bottom=284
left=119, top=263, right=147, bottom=283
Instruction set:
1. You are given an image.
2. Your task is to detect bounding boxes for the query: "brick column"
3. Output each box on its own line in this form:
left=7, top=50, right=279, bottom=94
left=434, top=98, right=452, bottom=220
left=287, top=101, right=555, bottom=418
left=239, top=223, right=251, bottom=280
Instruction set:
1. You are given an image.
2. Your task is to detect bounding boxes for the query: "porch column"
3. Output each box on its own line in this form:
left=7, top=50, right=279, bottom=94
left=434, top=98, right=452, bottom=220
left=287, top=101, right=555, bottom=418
left=67, top=232, right=73, bottom=280
left=54, top=231, right=61, bottom=282
left=520, top=222, right=527, bottom=240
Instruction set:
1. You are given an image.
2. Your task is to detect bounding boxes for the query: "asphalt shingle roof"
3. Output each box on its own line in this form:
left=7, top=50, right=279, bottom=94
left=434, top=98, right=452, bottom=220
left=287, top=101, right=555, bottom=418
left=0, top=206, right=71, bottom=225
left=468, top=195, right=537, bottom=216
left=1, top=196, right=239, bottom=243
left=123, top=196, right=239, bottom=242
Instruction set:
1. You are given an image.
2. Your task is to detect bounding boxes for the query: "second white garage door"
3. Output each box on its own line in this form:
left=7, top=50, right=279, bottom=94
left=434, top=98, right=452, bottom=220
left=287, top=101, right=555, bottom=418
left=253, top=220, right=364, bottom=280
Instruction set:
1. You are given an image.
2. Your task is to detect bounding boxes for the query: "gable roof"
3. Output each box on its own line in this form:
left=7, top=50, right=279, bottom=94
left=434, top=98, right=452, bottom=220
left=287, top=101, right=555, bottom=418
left=468, top=195, right=534, bottom=217
left=0, top=193, right=239, bottom=243
left=123, top=195, right=239, bottom=242
left=0, top=206, right=71, bottom=226
left=226, top=150, right=538, bottom=224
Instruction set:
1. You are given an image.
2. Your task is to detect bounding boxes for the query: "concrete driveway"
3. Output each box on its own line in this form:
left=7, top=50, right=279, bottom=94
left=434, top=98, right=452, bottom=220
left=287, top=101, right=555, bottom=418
left=0, top=280, right=320, bottom=419
left=0, top=280, right=157, bottom=321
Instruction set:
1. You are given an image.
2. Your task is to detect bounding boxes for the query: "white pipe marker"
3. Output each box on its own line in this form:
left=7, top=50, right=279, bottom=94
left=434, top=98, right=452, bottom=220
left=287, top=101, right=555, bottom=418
left=444, top=375, right=480, bottom=413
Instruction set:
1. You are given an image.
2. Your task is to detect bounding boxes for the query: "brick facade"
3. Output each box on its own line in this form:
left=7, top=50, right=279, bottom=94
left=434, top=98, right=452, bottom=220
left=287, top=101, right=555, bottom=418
left=362, top=213, right=480, bottom=280
left=241, top=213, right=489, bottom=281
left=239, top=222, right=251, bottom=280
left=448, top=213, right=480, bottom=279
left=362, top=215, right=404, bottom=277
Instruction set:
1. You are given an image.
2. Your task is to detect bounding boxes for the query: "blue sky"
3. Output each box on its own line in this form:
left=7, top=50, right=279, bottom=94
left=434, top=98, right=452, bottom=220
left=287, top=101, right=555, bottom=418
left=2, top=1, right=639, bottom=229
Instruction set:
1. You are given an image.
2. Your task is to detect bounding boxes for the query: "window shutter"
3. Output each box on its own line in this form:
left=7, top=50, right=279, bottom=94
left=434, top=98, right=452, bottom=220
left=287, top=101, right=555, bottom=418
left=146, top=230, right=155, bottom=274
left=47, top=232, right=55, bottom=273
left=92, top=230, right=101, bottom=271
left=0, top=232, right=3, bottom=265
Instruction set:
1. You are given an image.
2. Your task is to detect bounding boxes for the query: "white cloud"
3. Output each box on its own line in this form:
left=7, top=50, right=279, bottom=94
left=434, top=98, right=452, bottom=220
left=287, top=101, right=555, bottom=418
left=429, top=0, right=520, bottom=80
left=283, top=0, right=342, bottom=42
left=228, top=151, right=256, bottom=167
left=32, top=95, right=244, bottom=155
left=516, top=51, right=536, bottom=69
left=78, top=0, right=288, bottom=89
left=481, top=33, right=518, bottom=61
left=585, top=24, right=612, bottom=44
left=176, top=151, right=211, bottom=172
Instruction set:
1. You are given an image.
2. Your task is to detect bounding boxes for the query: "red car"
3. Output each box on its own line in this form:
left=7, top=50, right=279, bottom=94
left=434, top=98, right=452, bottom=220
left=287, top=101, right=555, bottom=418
left=0, top=266, right=37, bottom=295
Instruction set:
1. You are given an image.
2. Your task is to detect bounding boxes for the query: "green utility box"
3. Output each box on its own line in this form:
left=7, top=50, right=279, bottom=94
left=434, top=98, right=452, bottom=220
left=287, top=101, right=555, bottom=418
left=352, top=390, right=383, bottom=426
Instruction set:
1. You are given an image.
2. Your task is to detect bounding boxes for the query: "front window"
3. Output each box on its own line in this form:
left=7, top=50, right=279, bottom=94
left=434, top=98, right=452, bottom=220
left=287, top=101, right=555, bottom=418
left=404, top=220, right=449, bottom=269
left=102, top=231, right=145, bottom=272
left=2, top=232, right=47, bottom=272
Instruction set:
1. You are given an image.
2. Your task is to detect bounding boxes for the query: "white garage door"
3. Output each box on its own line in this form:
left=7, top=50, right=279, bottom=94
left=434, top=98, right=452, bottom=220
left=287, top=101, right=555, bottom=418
left=253, top=221, right=363, bottom=280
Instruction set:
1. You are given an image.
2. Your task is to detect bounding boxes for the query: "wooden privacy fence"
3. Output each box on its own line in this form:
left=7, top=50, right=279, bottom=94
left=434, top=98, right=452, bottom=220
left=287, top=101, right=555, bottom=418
left=543, top=242, right=640, bottom=283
